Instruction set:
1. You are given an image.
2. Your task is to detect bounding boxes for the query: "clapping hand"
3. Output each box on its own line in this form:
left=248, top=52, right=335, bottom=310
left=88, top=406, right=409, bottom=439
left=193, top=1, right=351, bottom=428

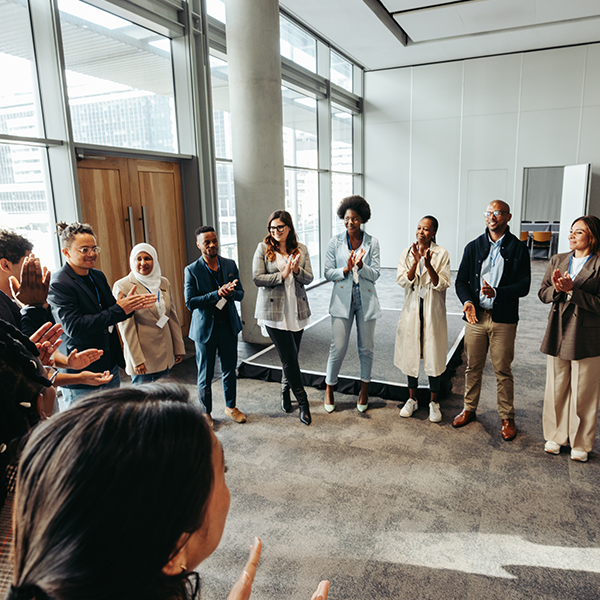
left=423, top=248, right=433, bottom=270
left=344, top=250, right=356, bottom=275
left=481, top=279, right=496, bottom=298
left=66, top=348, right=103, bottom=370
left=9, top=254, right=50, bottom=307
left=355, top=247, right=366, bottom=270
left=410, top=242, right=421, bottom=265
left=219, top=279, right=238, bottom=298
left=289, top=252, right=301, bottom=274
left=551, top=268, right=574, bottom=293
left=116, top=286, right=157, bottom=314
left=79, top=370, right=114, bottom=386
left=227, top=538, right=329, bottom=600
left=30, top=322, right=63, bottom=366
left=462, top=302, right=478, bottom=324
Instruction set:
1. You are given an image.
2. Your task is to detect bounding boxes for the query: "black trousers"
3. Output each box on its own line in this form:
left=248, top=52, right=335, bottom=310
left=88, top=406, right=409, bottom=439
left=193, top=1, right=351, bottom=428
left=266, top=326, right=305, bottom=398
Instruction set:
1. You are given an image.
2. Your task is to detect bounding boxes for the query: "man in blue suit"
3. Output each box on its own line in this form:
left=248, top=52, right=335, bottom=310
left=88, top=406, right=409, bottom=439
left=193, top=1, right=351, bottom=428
left=185, top=226, right=246, bottom=428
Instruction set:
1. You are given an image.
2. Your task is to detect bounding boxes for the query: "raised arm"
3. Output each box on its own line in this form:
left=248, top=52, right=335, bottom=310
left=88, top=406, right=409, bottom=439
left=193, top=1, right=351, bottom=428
left=358, top=236, right=381, bottom=283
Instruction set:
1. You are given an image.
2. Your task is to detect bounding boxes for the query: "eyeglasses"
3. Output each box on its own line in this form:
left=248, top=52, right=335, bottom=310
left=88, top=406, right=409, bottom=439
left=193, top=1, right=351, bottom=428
left=269, top=225, right=286, bottom=233
left=344, top=217, right=361, bottom=224
left=483, top=211, right=507, bottom=218
left=70, top=246, right=101, bottom=255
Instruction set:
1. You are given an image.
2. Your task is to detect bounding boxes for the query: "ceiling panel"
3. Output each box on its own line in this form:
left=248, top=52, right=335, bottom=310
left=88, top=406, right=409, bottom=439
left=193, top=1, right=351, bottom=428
left=381, top=0, right=459, bottom=11
left=280, top=0, right=600, bottom=71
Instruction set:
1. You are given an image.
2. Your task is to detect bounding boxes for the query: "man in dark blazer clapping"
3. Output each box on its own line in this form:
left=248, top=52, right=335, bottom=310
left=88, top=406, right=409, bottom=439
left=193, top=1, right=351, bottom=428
left=185, top=226, right=246, bottom=429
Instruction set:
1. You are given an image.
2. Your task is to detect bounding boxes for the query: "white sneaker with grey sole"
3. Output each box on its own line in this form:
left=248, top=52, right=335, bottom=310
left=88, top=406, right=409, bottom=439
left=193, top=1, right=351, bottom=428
left=400, top=398, right=418, bottom=418
left=429, top=401, right=442, bottom=423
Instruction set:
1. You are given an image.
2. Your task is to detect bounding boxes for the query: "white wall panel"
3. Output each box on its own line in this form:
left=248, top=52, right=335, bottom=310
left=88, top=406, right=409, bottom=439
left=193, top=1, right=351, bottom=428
left=583, top=44, right=600, bottom=107
left=363, top=42, right=600, bottom=273
left=463, top=54, right=522, bottom=117
left=363, top=68, right=412, bottom=125
left=410, top=118, right=461, bottom=265
left=520, top=46, right=586, bottom=112
left=517, top=108, right=580, bottom=167
left=412, top=61, right=463, bottom=121
left=364, top=121, right=411, bottom=267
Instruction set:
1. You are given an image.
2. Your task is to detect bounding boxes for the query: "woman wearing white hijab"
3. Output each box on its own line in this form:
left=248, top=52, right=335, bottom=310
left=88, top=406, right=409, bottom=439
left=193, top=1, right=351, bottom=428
left=113, top=243, right=186, bottom=384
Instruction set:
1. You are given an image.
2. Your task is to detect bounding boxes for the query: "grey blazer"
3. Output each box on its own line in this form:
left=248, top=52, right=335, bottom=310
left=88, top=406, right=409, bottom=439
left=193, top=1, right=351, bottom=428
left=539, top=252, right=600, bottom=360
left=252, top=242, right=313, bottom=322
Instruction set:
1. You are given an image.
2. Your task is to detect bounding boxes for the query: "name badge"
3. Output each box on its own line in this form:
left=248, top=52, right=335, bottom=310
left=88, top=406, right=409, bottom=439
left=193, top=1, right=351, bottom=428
left=419, top=286, right=428, bottom=299
left=156, top=314, right=169, bottom=329
left=108, top=325, right=114, bottom=334
left=216, top=298, right=227, bottom=310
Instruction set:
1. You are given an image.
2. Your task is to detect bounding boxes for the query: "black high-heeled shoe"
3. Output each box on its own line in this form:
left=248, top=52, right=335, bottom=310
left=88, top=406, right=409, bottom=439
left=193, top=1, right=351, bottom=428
left=297, top=390, right=311, bottom=426
left=281, top=386, right=292, bottom=413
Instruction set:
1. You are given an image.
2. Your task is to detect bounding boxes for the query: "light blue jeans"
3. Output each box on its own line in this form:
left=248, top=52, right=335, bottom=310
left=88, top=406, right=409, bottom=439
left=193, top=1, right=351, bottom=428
left=326, top=283, right=376, bottom=385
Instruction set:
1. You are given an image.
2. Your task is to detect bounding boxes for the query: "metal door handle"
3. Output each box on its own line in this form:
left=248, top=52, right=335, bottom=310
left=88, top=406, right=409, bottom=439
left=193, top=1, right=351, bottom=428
left=127, top=206, right=136, bottom=246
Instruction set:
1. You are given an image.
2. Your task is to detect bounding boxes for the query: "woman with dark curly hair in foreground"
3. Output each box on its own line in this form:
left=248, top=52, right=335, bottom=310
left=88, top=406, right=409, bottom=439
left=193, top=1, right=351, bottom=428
left=323, top=195, right=381, bottom=413
left=8, top=384, right=330, bottom=600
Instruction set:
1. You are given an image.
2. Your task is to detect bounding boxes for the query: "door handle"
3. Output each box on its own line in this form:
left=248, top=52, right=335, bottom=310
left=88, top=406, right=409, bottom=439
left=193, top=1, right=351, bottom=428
left=126, top=206, right=136, bottom=246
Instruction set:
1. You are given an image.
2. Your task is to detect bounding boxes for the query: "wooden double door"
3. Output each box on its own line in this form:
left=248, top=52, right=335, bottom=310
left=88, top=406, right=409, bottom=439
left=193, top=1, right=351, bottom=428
left=77, top=156, right=190, bottom=332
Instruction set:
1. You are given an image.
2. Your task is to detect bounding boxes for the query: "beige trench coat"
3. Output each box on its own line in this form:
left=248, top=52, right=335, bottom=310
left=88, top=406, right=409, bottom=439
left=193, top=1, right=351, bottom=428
left=394, top=242, right=450, bottom=378
left=113, top=272, right=186, bottom=376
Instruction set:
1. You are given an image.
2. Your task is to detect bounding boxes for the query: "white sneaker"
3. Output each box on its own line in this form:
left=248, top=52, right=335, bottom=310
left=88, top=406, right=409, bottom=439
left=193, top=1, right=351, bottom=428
left=544, top=441, right=560, bottom=455
left=400, top=398, right=418, bottom=418
left=571, top=449, right=588, bottom=462
left=429, top=401, right=442, bottom=423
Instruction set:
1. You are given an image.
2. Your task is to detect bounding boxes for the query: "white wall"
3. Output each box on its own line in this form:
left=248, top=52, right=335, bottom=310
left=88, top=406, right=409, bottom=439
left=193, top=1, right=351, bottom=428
left=364, top=43, right=600, bottom=268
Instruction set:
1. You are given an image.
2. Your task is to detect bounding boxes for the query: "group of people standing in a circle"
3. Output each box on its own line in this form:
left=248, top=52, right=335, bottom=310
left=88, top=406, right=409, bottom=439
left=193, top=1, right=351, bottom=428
left=13, top=196, right=599, bottom=460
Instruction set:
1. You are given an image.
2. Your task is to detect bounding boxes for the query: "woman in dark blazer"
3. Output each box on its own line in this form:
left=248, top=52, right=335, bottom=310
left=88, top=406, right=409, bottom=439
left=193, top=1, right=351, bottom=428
left=48, top=222, right=156, bottom=406
left=539, top=215, right=600, bottom=462
left=252, top=210, right=313, bottom=425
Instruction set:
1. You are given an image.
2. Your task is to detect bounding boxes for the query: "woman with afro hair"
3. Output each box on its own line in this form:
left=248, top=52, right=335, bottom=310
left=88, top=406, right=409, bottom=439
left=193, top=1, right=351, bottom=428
left=323, top=195, right=381, bottom=413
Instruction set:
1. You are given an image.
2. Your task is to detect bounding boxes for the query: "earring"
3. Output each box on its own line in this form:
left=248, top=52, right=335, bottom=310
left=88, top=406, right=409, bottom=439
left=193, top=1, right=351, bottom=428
left=180, top=564, right=187, bottom=573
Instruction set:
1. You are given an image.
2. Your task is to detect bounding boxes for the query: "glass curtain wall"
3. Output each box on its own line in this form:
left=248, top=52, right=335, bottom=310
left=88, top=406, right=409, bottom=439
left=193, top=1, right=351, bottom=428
left=0, top=0, right=56, bottom=268
left=331, top=103, right=354, bottom=235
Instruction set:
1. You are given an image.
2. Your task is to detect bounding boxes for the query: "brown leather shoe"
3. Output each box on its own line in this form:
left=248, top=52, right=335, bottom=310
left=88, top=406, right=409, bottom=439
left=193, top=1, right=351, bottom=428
left=225, top=407, right=247, bottom=423
left=452, top=409, right=476, bottom=428
left=501, top=418, right=517, bottom=441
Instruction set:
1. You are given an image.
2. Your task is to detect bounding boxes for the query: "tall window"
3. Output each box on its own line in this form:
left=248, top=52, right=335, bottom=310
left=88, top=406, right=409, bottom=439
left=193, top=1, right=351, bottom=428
left=58, top=0, right=178, bottom=153
left=280, top=15, right=316, bottom=73
left=210, top=55, right=237, bottom=261
left=0, top=0, right=56, bottom=268
left=331, top=50, right=353, bottom=92
left=282, top=87, right=320, bottom=274
left=331, top=105, right=353, bottom=235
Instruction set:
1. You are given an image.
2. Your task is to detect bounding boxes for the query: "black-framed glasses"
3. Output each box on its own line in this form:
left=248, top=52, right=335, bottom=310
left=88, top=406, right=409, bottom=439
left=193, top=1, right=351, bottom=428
left=344, top=217, right=361, bottom=224
left=70, top=246, right=101, bottom=255
left=269, top=225, right=286, bottom=233
left=483, top=211, right=507, bottom=218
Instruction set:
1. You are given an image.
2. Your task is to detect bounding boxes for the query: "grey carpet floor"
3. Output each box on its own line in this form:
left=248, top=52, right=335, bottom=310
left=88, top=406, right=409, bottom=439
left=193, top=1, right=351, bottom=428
left=177, top=261, right=600, bottom=600
left=3, top=261, right=600, bottom=599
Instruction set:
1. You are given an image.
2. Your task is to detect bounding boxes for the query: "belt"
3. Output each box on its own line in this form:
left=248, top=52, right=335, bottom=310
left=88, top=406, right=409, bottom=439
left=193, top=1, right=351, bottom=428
left=480, top=308, right=493, bottom=315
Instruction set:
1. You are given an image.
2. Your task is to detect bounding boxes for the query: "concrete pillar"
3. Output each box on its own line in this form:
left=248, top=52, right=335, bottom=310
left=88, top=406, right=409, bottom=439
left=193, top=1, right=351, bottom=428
left=225, top=0, right=285, bottom=344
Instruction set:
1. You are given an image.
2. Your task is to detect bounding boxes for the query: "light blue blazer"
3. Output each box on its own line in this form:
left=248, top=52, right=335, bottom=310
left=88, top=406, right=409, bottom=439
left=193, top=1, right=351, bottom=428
left=324, top=230, right=382, bottom=321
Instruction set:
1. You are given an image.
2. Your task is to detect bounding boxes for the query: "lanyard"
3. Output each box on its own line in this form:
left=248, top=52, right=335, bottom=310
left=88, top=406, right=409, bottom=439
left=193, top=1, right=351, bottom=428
left=140, top=284, right=160, bottom=304
left=489, top=243, right=502, bottom=268
left=346, top=231, right=363, bottom=251
left=203, top=257, right=222, bottom=288
left=78, top=272, right=101, bottom=307
left=568, top=252, right=592, bottom=277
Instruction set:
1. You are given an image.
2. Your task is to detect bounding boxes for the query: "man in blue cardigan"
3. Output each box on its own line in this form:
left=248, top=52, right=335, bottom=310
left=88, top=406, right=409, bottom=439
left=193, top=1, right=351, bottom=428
left=453, top=200, right=531, bottom=441
left=185, top=226, right=246, bottom=429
